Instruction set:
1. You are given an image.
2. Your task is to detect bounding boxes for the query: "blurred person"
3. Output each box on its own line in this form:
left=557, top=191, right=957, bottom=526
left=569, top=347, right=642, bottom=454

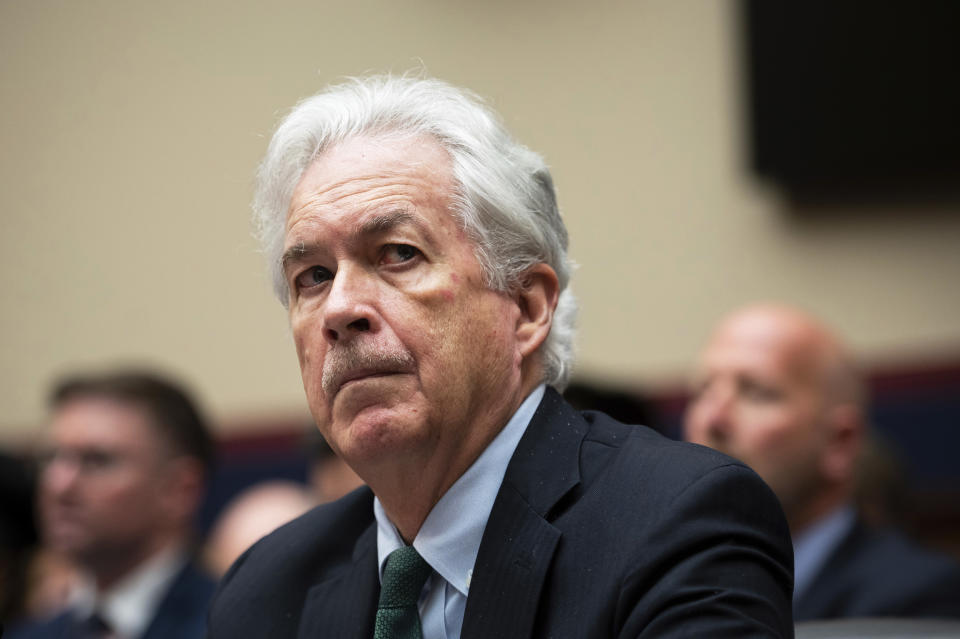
left=1, top=450, right=40, bottom=629
left=21, top=549, right=80, bottom=623
left=304, top=429, right=364, bottom=503
left=203, top=480, right=315, bottom=577
left=854, top=432, right=910, bottom=530
left=207, top=74, right=794, bottom=638
left=0, top=452, right=80, bottom=632
left=8, top=370, right=216, bottom=639
left=684, top=303, right=960, bottom=620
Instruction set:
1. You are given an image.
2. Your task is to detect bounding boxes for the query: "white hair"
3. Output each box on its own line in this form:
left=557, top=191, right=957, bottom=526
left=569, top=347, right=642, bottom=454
left=253, top=74, right=577, bottom=389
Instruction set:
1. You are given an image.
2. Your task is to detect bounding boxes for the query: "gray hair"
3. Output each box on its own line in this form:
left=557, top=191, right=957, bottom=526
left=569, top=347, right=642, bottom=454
left=253, top=74, right=577, bottom=389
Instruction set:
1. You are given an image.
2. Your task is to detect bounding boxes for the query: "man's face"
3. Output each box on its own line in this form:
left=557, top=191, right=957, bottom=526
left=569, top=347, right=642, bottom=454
left=40, top=397, right=175, bottom=568
left=283, top=134, right=525, bottom=475
left=683, top=313, right=830, bottom=511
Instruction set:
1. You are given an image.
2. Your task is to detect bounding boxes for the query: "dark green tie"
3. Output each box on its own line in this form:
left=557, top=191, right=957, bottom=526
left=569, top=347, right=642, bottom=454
left=374, top=546, right=432, bottom=639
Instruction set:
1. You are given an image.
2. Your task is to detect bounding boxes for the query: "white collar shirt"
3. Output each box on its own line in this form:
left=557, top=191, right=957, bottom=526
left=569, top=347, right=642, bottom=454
left=374, top=384, right=545, bottom=639
left=70, top=545, right=187, bottom=639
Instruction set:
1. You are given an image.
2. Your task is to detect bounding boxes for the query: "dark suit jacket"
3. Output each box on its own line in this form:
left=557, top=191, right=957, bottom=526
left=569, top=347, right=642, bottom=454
left=795, top=519, right=960, bottom=621
left=208, top=388, right=794, bottom=637
left=7, top=560, right=215, bottom=639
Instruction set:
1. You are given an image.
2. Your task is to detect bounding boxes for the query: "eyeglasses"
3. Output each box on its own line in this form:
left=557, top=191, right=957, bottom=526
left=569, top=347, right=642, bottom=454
left=39, top=448, right=127, bottom=475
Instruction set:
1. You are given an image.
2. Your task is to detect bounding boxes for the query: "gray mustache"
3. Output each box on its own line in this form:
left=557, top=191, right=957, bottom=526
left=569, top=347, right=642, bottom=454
left=321, top=342, right=416, bottom=397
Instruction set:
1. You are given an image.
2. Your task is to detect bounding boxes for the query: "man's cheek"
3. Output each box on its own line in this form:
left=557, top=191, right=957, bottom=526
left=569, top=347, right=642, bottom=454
left=294, top=337, right=326, bottom=406
left=292, top=323, right=314, bottom=370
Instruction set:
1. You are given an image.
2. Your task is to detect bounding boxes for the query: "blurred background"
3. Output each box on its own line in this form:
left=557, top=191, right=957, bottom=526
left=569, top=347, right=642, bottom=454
left=2, top=0, right=959, bottom=551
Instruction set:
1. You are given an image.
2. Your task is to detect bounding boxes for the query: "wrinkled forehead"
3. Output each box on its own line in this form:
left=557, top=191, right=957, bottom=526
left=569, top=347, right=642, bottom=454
left=290, top=134, right=456, bottom=212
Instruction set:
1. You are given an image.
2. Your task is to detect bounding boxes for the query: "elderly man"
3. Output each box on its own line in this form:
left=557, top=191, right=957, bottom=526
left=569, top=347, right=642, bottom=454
left=208, top=76, right=793, bottom=638
left=684, top=303, right=960, bottom=620
left=9, top=371, right=216, bottom=639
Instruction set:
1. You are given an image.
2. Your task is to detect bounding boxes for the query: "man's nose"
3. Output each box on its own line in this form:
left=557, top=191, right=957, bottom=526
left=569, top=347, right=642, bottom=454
left=322, top=266, right=379, bottom=343
left=43, top=455, right=82, bottom=496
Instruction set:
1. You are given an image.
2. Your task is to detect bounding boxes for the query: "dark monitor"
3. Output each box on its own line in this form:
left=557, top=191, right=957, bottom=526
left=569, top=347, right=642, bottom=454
left=742, top=1, right=960, bottom=203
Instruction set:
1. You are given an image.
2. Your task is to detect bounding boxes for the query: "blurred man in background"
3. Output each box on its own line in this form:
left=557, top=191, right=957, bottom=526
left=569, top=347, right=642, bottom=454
left=1, top=450, right=42, bottom=630
left=203, top=480, right=315, bottom=577
left=204, top=429, right=365, bottom=577
left=684, top=303, right=960, bottom=620
left=9, top=370, right=215, bottom=639
left=304, top=429, right=364, bottom=504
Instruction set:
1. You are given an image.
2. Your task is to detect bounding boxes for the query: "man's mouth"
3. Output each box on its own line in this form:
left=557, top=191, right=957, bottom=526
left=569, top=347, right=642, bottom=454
left=45, top=509, right=86, bottom=535
left=338, top=369, right=400, bottom=391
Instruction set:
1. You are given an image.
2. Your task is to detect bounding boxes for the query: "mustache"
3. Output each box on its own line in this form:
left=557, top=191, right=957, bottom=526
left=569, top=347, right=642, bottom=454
left=321, top=341, right=416, bottom=397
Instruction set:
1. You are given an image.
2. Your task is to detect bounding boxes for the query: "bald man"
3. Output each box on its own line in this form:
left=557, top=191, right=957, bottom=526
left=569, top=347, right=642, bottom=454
left=684, top=304, right=960, bottom=621
left=204, top=481, right=316, bottom=577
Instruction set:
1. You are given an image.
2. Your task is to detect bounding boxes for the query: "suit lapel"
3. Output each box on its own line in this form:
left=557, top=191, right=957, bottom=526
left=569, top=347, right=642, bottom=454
left=297, top=523, right=380, bottom=639
left=461, top=488, right=562, bottom=639
left=140, top=561, right=212, bottom=639
left=462, top=388, right=587, bottom=639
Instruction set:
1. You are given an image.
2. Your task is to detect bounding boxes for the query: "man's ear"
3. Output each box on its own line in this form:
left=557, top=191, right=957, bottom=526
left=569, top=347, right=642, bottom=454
left=159, top=456, right=205, bottom=524
left=821, top=404, right=864, bottom=484
left=515, top=263, right=560, bottom=358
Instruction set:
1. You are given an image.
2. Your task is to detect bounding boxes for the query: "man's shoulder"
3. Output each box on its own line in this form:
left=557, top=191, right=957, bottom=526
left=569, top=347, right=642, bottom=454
left=494, top=398, right=794, bottom=636
left=801, top=518, right=960, bottom=619
left=259, top=485, right=371, bottom=548
left=207, top=486, right=376, bottom=637
left=219, top=485, right=375, bottom=585
left=537, top=387, right=756, bottom=483
left=535, top=400, right=789, bottom=563
left=841, top=522, right=960, bottom=610
left=523, top=391, right=778, bottom=525
left=578, top=408, right=761, bottom=492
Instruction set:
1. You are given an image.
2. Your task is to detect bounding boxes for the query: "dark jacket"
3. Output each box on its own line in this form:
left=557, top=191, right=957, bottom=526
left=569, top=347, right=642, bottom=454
left=208, top=388, right=794, bottom=637
left=7, top=560, right=215, bottom=639
left=795, top=519, right=960, bottom=620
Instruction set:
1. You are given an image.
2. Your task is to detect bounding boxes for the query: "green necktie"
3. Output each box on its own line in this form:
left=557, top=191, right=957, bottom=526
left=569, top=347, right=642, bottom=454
left=374, top=546, right=432, bottom=639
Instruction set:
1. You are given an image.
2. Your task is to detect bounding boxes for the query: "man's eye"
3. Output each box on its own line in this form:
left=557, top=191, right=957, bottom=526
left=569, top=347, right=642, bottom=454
left=740, top=380, right=782, bottom=402
left=42, top=449, right=121, bottom=473
left=381, top=244, right=420, bottom=265
left=79, top=451, right=118, bottom=472
left=295, top=266, right=333, bottom=289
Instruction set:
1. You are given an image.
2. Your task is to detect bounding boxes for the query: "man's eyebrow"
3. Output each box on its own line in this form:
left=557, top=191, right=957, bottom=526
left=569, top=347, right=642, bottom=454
left=281, top=242, right=316, bottom=272
left=281, top=210, right=428, bottom=272
left=355, top=210, right=418, bottom=237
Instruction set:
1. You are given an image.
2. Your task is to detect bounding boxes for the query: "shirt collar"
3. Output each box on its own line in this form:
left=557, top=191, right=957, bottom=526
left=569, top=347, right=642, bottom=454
left=375, top=384, right=546, bottom=596
left=71, top=545, right=187, bottom=639
left=792, top=504, right=855, bottom=603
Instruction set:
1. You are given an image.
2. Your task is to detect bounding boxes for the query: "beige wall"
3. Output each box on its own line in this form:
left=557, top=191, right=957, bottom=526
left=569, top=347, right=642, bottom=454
left=3, top=1, right=959, bottom=439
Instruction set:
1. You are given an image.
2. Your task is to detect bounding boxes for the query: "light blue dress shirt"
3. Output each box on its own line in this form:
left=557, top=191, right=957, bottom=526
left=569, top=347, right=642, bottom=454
left=374, top=384, right=545, bottom=639
left=792, top=504, right=856, bottom=604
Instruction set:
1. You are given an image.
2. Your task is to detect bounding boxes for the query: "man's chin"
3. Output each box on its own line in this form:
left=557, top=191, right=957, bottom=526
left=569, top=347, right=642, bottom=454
left=335, top=409, right=427, bottom=464
left=45, top=530, right=92, bottom=559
